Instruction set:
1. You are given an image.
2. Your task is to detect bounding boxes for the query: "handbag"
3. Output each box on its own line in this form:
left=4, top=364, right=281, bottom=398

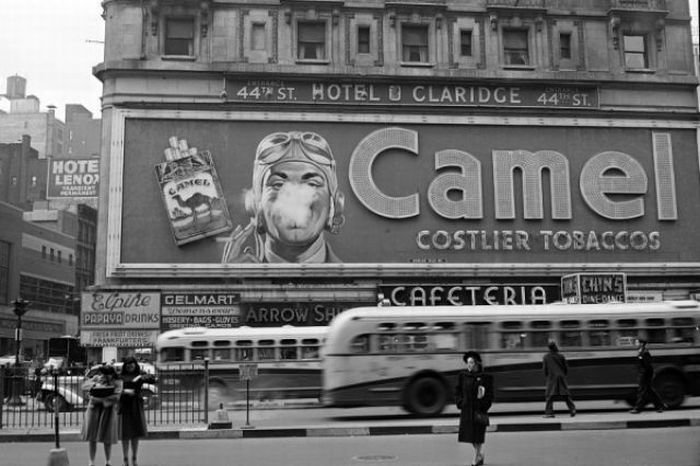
left=474, top=410, right=490, bottom=426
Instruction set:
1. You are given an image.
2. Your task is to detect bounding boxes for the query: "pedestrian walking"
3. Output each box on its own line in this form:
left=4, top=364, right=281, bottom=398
left=629, top=338, right=666, bottom=413
left=81, top=364, right=122, bottom=466
left=542, top=340, right=576, bottom=418
left=118, top=356, right=156, bottom=466
left=455, top=351, right=494, bottom=466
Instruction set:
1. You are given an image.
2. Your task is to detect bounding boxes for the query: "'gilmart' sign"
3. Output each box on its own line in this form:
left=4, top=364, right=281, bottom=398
left=81, top=291, right=160, bottom=347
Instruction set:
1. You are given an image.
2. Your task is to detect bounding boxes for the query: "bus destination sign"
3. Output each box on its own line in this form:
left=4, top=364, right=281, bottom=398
left=225, top=80, right=599, bottom=109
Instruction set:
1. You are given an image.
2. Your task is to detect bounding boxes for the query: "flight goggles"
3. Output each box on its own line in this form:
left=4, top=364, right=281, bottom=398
left=252, top=131, right=338, bottom=196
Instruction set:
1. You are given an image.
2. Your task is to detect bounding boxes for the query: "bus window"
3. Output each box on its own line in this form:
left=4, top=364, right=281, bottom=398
left=378, top=323, right=396, bottom=331
left=280, top=339, right=298, bottom=360
left=588, top=320, right=611, bottom=346
left=161, top=347, right=184, bottom=362
left=670, top=317, right=697, bottom=343
left=191, top=349, right=209, bottom=361
left=464, top=322, right=490, bottom=350
left=350, top=335, right=369, bottom=353
left=434, top=322, right=455, bottom=331
left=501, top=333, right=524, bottom=349
left=645, top=318, right=666, bottom=343
left=213, top=348, right=231, bottom=361
left=235, top=340, right=253, bottom=361
left=378, top=334, right=397, bottom=352
left=190, top=341, right=209, bottom=360
left=430, top=333, right=458, bottom=351
left=616, top=318, right=638, bottom=338
left=403, top=322, right=427, bottom=331
left=301, top=338, right=320, bottom=359
left=258, top=339, right=276, bottom=360
left=407, top=334, right=428, bottom=351
left=529, top=321, right=552, bottom=348
left=560, top=331, right=582, bottom=347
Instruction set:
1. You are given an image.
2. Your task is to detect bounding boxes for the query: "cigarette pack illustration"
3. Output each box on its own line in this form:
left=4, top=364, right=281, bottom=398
left=155, top=137, right=233, bottom=246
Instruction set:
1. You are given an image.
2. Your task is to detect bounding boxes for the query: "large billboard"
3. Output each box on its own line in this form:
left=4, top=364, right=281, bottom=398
left=106, top=109, right=700, bottom=277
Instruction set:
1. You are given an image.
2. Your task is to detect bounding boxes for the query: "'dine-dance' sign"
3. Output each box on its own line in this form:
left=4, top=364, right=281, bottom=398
left=113, top=113, right=699, bottom=274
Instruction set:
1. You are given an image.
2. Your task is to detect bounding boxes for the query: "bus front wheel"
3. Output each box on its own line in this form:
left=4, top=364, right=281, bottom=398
left=655, top=373, right=686, bottom=409
left=404, top=377, right=447, bottom=417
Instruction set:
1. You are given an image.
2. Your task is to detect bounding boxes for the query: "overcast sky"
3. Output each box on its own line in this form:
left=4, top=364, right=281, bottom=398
left=0, top=0, right=698, bottom=122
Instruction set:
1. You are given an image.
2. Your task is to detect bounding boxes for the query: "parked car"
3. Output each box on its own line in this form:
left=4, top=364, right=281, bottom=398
left=36, top=362, right=159, bottom=412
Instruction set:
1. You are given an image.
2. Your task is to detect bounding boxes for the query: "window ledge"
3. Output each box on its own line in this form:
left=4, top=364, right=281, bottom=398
left=399, top=61, right=435, bottom=68
left=295, top=59, right=330, bottom=65
left=161, top=55, right=197, bottom=61
left=625, top=68, right=656, bottom=74
left=502, top=65, right=536, bottom=71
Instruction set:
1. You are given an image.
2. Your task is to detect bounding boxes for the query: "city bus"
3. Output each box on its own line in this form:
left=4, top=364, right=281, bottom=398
left=155, top=326, right=326, bottom=408
left=322, top=301, right=700, bottom=416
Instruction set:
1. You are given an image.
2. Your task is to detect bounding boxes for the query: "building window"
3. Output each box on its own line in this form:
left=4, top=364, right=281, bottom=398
left=503, top=29, right=529, bottom=65
left=42, top=245, right=47, bottom=259
left=164, top=17, right=195, bottom=56
left=20, top=274, right=76, bottom=315
left=11, top=176, right=17, bottom=185
left=31, top=176, right=37, bottom=187
left=57, top=250, right=62, bottom=263
left=560, top=33, right=571, bottom=59
left=624, top=34, right=647, bottom=69
left=402, top=24, right=429, bottom=63
left=69, top=254, right=73, bottom=266
left=251, top=23, right=266, bottom=51
left=297, top=22, right=326, bottom=60
left=50, top=248, right=55, bottom=261
left=0, top=240, right=9, bottom=305
left=460, top=30, right=473, bottom=57
left=358, top=26, right=370, bottom=54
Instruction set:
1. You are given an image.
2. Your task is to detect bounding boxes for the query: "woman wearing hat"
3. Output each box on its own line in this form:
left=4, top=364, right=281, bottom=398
left=81, top=364, right=122, bottom=466
left=455, top=351, right=494, bottom=466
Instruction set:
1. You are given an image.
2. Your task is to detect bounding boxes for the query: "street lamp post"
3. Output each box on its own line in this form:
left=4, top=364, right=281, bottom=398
left=6, top=298, right=30, bottom=406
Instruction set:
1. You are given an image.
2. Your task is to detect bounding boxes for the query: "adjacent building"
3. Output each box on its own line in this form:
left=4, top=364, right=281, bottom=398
left=91, top=0, right=699, bottom=354
left=0, top=201, right=79, bottom=360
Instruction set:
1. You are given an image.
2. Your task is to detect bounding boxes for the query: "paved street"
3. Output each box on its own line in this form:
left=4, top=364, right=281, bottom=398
left=2, top=427, right=699, bottom=466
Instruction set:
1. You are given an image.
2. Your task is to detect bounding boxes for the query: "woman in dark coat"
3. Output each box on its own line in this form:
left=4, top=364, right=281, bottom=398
left=118, top=357, right=155, bottom=466
left=455, top=351, right=494, bottom=466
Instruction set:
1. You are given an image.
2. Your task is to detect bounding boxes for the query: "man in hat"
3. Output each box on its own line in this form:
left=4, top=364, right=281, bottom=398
left=222, top=131, right=345, bottom=263
left=629, top=337, right=666, bottom=413
left=542, top=340, right=576, bottom=418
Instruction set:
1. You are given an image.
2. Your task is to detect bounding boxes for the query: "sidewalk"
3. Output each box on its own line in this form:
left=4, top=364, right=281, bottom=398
left=1, top=402, right=698, bottom=442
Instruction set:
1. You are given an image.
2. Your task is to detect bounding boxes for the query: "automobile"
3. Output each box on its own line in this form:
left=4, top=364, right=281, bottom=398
left=36, top=362, right=159, bottom=412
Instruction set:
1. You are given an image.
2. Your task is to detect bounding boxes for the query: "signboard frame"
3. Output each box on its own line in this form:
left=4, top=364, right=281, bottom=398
left=105, top=108, right=700, bottom=279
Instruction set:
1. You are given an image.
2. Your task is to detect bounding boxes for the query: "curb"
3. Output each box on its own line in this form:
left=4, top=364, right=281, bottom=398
left=0, top=418, right=696, bottom=442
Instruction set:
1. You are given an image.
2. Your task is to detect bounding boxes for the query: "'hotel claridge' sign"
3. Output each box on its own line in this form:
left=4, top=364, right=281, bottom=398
left=225, top=80, right=599, bottom=108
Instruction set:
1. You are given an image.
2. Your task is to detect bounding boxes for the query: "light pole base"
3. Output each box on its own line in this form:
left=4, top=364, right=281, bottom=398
left=47, top=448, right=69, bottom=466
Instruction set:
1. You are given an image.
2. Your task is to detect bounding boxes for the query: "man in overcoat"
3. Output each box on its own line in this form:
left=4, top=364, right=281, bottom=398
left=542, top=340, right=576, bottom=417
left=629, top=338, right=665, bottom=413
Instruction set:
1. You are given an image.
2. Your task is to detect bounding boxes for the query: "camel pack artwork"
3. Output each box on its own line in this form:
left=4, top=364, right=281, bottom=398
left=155, top=136, right=233, bottom=245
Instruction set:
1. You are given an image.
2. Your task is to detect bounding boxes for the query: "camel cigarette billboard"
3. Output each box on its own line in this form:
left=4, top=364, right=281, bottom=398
left=106, top=109, right=700, bottom=277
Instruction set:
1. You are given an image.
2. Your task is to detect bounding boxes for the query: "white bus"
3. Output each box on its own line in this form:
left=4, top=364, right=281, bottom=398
left=322, top=301, right=700, bottom=415
left=155, top=326, right=326, bottom=408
